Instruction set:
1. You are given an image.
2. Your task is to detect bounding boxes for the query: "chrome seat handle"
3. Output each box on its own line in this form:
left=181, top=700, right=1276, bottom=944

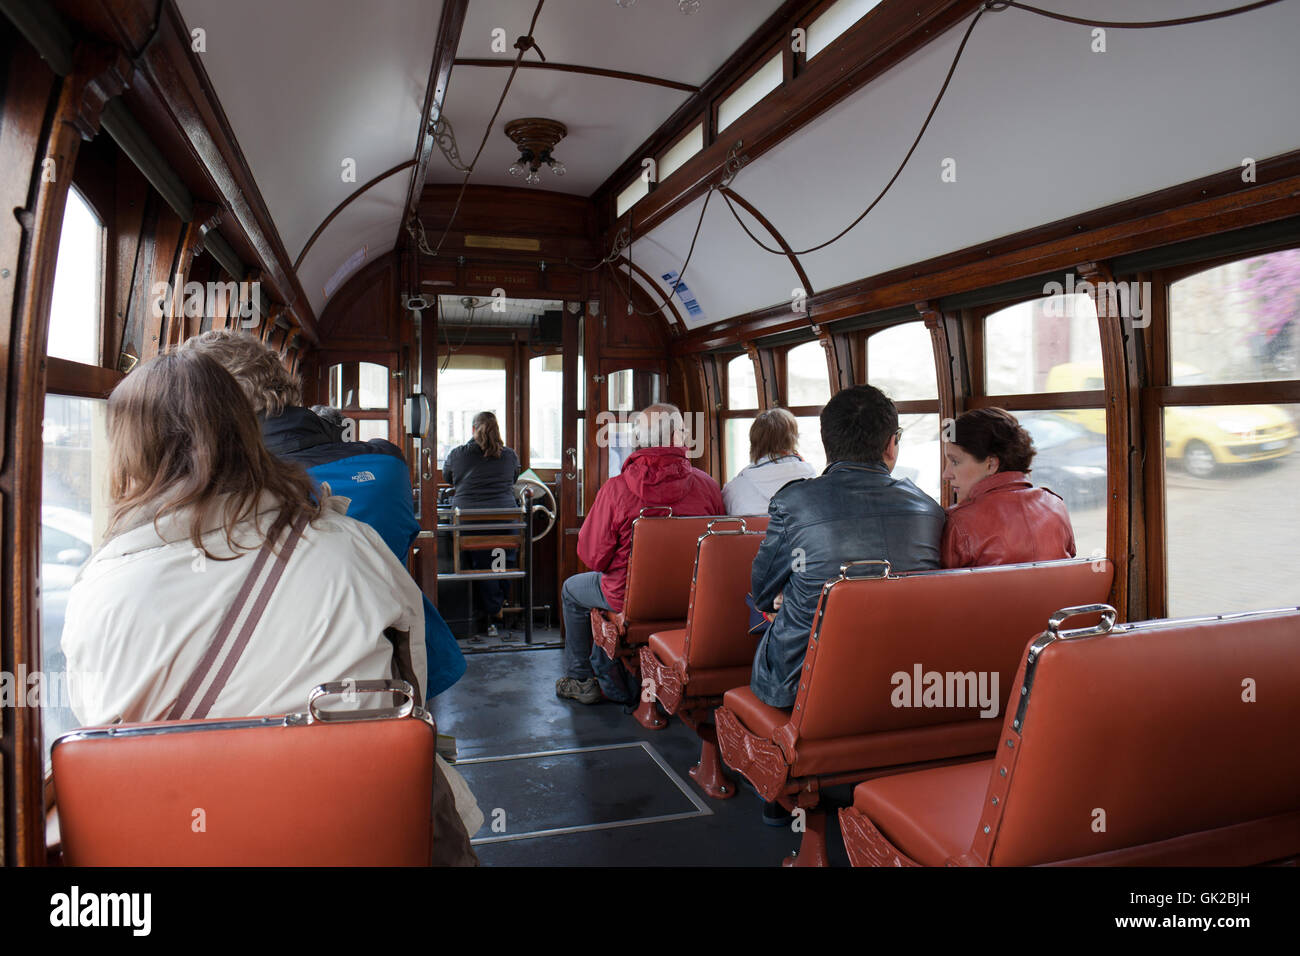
left=839, top=559, right=893, bottom=580
left=307, top=679, right=416, bottom=723
left=1047, top=604, right=1117, bottom=640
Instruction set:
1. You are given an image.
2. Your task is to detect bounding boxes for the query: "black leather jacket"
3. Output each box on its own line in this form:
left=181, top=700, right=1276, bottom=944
left=750, top=460, right=946, bottom=708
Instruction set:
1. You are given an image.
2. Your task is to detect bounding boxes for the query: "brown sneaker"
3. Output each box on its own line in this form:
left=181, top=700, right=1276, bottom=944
left=555, top=676, right=601, bottom=705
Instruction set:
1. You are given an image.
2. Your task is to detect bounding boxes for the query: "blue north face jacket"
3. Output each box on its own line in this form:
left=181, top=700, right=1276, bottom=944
left=261, top=407, right=466, bottom=699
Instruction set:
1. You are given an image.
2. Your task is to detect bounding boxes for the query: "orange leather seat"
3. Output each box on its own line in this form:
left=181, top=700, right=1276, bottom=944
left=591, top=514, right=767, bottom=676
left=714, top=558, right=1115, bottom=866
left=637, top=526, right=767, bottom=793
left=841, top=606, right=1300, bottom=866
left=52, top=683, right=439, bottom=866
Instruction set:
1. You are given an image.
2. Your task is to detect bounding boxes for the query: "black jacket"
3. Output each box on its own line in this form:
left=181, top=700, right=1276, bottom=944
left=443, top=440, right=520, bottom=510
left=260, top=406, right=404, bottom=468
left=750, top=460, right=946, bottom=708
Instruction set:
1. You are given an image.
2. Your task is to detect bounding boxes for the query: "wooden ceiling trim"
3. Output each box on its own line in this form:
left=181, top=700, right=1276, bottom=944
left=399, top=0, right=469, bottom=248
left=82, top=0, right=322, bottom=344
left=452, top=58, right=700, bottom=94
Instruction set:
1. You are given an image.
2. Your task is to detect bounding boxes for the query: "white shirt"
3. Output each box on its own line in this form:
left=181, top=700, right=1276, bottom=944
left=62, top=494, right=426, bottom=726
left=722, top=455, right=819, bottom=516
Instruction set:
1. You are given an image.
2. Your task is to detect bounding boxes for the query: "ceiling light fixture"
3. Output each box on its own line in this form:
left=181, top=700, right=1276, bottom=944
left=505, top=117, right=567, bottom=185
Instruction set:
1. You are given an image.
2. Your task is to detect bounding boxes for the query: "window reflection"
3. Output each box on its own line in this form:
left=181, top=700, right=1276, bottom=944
left=724, top=417, right=757, bottom=482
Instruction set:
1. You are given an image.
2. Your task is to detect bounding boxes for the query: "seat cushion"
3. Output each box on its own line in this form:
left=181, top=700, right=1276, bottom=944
left=722, top=686, right=791, bottom=740
left=853, top=758, right=993, bottom=866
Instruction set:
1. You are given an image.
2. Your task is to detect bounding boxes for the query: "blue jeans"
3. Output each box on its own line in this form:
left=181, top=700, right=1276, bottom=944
left=561, top=572, right=635, bottom=704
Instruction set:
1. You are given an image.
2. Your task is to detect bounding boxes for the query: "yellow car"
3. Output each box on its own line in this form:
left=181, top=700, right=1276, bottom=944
left=1044, top=362, right=1297, bottom=478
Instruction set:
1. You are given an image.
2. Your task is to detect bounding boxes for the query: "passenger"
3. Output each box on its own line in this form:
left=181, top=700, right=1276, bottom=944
left=557, top=403, right=724, bottom=705
left=178, top=330, right=465, bottom=698
left=750, top=385, right=945, bottom=708
left=940, top=407, right=1076, bottom=567
left=722, top=408, right=818, bottom=515
left=62, top=350, right=481, bottom=864
left=442, top=411, right=521, bottom=636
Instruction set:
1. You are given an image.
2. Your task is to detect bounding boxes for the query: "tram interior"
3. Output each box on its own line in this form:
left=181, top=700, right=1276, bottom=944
left=2, top=0, right=1299, bottom=869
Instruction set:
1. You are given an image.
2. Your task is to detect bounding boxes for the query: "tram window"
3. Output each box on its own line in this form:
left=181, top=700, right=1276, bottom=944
left=807, top=0, right=884, bottom=61
left=1170, top=248, right=1300, bottom=383
left=47, top=186, right=104, bottom=366
left=530, top=354, right=563, bottom=469
left=328, top=363, right=345, bottom=407
left=868, top=322, right=937, bottom=402
left=40, top=393, right=109, bottom=766
left=608, top=368, right=634, bottom=411
left=437, top=354, right=506, bottom=467
left=893, top=413, right=941, bottom=503
left=356, top=419, right=388, bottom=442
left=1164, top=402, right=1299, bottom=616
left=787, top=341, right=830, bottom=407
left=724, top=417, right=758, bottom=483
left=358, top=362, right=389, bottom=409
left=985, top=293, right=1102, bottom=395
left=727, top=354, right=758, bottom=408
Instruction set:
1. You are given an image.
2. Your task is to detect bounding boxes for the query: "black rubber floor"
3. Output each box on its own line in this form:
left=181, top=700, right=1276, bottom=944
left=429, top=648, right=852, bottom=867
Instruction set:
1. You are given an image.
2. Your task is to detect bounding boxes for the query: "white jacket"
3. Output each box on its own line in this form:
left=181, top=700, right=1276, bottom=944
left=722, top=455, right=819, bottom=516
left=62, top=494, right=426, bottom=726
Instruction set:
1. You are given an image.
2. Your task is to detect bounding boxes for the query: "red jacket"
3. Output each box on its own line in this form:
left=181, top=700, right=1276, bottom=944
left=941, top=471, right=1076, bottom=568
left=578, top=445, right=725, bottom=612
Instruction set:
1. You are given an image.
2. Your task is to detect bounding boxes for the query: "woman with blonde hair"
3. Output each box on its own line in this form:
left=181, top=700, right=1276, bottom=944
left=63, top=350, right=481, bottom=863
left=722, top=408, right=818, bottom=514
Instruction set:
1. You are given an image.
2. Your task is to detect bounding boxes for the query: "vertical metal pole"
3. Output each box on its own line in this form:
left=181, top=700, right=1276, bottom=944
left=523, top=490, right=534, bottom=645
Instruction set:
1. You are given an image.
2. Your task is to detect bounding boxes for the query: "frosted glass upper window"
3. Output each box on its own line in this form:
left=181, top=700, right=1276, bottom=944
left=48, top=187, right=104, bottom=365
left=717, top=53, right=782, bottom=133
left=807, top=0, right=883, bottom=60
left=617, top=177, right=650, bottom=217
left=659, top=124, right=704, bottom=181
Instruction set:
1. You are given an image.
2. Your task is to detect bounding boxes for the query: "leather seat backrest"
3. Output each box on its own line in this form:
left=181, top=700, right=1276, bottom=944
left=986, top=608, right=1300, bottom=866
left=53, top=715, right=436, bottom=866
left=794, top=559, right=1114, bottom=741
left=683, top=530, right=766, bottom=670
left=623, top=515, right=767, bottom=622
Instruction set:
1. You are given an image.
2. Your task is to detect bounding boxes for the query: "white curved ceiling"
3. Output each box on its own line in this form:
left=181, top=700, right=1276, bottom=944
left=636, top=0, right=1300, bottom=328
left=176, top=0, right=443, bottom=317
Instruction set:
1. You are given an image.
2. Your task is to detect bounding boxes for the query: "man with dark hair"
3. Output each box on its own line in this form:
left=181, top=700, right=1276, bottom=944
left=749, top=385, right=945, bottom=708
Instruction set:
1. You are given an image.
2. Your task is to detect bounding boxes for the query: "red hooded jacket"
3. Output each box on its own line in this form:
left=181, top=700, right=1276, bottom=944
left=578, top=445, right=725, bottom=612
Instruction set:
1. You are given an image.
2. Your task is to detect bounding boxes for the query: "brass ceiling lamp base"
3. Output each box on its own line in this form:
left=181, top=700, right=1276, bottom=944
left=505, top=117, right=568, bottom=184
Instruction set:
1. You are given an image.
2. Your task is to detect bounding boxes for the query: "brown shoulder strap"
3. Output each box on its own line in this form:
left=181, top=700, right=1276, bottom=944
left=167, top=514, right=310, bottom=720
